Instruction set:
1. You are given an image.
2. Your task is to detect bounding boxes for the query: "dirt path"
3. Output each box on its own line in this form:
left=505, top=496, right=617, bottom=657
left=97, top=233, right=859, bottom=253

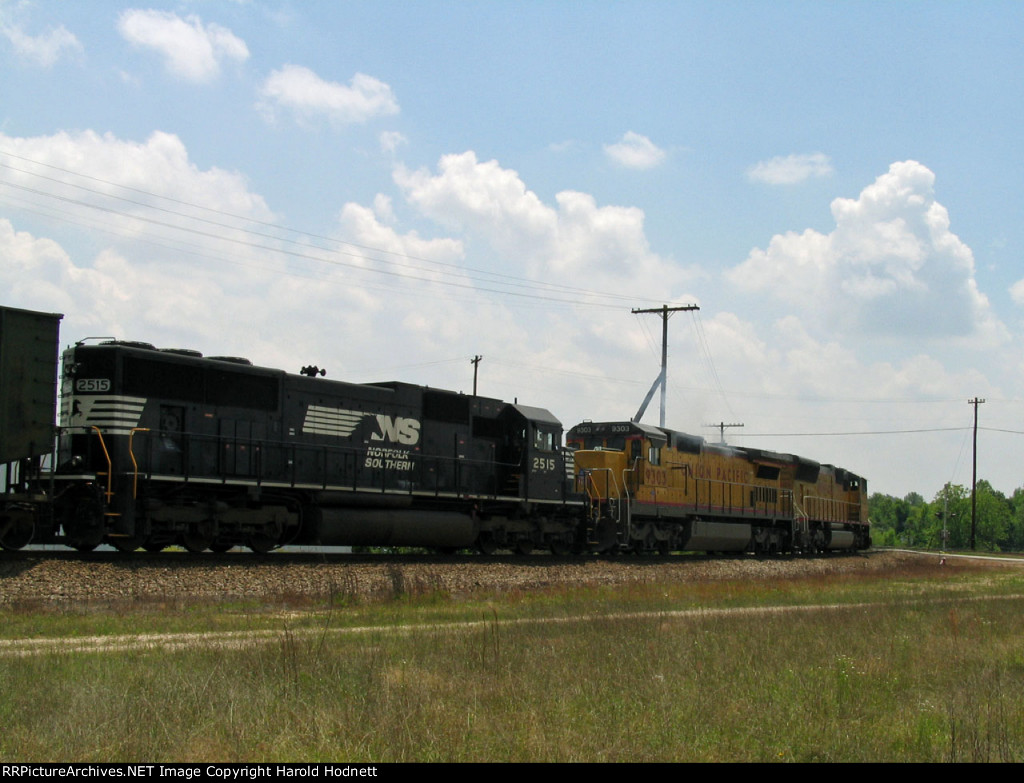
left=0, top=599, right=884, bottom=658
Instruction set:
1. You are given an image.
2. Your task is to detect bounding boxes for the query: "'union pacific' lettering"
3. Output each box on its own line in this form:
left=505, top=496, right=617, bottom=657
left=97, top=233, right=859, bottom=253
left=691, top=464, right=750, bottom=483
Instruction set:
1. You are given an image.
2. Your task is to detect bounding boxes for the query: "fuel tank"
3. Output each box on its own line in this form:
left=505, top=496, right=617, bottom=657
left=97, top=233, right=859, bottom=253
left=304, top=507, right=477, bottom=548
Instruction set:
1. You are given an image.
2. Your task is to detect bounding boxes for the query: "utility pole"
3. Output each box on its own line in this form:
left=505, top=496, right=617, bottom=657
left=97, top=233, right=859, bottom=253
left=471, top=355, right=482, bottom=396
left=968, top=397, right=985, bottom=551
left=632, top=303, right=700, bottom=427
left=941, top=482, right=955, bottom=551
left=705, top=421, right=744, bottom=445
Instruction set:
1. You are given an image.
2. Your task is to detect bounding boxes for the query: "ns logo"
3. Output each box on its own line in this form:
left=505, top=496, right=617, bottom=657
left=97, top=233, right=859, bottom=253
left=371, top=415, right=421, bottom=445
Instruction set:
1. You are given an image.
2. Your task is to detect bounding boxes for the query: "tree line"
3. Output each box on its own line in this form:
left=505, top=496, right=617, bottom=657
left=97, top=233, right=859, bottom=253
left=869, top=481, right=1024, bottom=551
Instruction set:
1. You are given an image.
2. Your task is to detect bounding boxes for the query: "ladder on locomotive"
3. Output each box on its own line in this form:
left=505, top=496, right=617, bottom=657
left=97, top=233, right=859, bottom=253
left=791, top=497, right=810, bottom=546
left=89, top=426, right=150, bottom=527
left=576, top=466, right=629, bottom=547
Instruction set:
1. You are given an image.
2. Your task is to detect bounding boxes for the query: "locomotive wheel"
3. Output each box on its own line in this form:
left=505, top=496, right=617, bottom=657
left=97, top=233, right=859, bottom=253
left=180, top=530, right=212, bottom=553
left=143, top=540, right=167, bottom=553
left=0, top=515, right=34, bottom=551
left=631, top=536, right=652, bottom=555
left=514, top=537, right=533, bottom=556
left=592, top=516, right=619, bottom=554
left=109, top=534, right=145, bottom=553
left=477, top=533, right=500, bottom=555
left=571, top=527, right=590, bottom=555
left=209, top=541, right=234, bottom=553
left=548, top=534, right=572, bottom=557
left=65, top=496, right=106, bottom=552
left=247, top=533, right=277, bottom=554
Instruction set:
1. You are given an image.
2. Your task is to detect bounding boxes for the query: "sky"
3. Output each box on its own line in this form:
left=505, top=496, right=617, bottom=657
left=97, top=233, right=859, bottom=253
left=2, top=0, right=1023, bottom=500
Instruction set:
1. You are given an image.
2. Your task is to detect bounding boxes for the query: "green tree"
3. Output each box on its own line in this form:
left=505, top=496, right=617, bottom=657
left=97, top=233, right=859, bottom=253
left=869, top=481, right=1024, bottom=552
left=931, top=483, right=970, bottom=550
left=969, top=480, right=1010, bottom=551
left=1008, top=488, right=1024, bottom=550
left=868, top=491, right=927, bottom=547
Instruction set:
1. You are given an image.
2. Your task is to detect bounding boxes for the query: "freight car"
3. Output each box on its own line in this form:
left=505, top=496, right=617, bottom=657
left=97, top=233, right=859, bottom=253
left=567, top=420, right=870, bottom=554
left=0, top=304, right=869, bottom=555
left=0, top=306, right=63, bottom=550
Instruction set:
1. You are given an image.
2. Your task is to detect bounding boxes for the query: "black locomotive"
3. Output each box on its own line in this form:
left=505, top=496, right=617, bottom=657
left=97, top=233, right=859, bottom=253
left=1, top=305, right=580, bottom=553
left=0, top=305, right=869, bottom=555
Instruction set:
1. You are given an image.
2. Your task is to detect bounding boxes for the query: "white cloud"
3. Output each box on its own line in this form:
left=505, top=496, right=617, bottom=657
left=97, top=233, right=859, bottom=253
left=0, top=129, right=281, bottom=342
left=603, top=132, right=667, bottom=170
left=548, top=140, right=577, bottom=154
left=379, top=130, right=408, bottom=155
left=258, top=65, right=399, bottom=126
left=0, top=129, right=273, bottom=227
left=395, top=152, right=553, bottom=252
left=337, top=199, right=464, bottom=275
left=661, top=308, right=1005, bottom=497
left=727, top=160, right=1004, bottom=344
left=1010, top=279, right=1024, bottom=306
left=0, top=218, right=78, bottom=312
left=2, top=20, right=82, bottom=67
left=747, top=153, right=833, bottom=185
left=0, top=133, right=568, bottom=384
left=393, top=151, right=697, bottom=295
left=117, top=9, right=249, bottom=82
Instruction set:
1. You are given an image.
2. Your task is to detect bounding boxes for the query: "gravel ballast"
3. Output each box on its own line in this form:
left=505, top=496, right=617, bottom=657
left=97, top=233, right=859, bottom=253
left=0, top=549, right=945, bottom=607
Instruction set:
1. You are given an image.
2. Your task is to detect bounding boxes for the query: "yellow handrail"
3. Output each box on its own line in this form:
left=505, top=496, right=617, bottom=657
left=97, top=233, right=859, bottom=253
left=90, top=426, right=113, bottom=503
left=91, top=426, right=151, bottom=507
left=128, top=428, right=150, bottom=499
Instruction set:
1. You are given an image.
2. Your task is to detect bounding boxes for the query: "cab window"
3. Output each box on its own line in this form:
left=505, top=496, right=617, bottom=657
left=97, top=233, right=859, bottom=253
left=533, top=427, right=555, bottom=452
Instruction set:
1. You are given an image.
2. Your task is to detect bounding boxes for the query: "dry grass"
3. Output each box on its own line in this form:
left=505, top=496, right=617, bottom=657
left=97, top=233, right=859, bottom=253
left=1, top=553, right=1023, bottom=762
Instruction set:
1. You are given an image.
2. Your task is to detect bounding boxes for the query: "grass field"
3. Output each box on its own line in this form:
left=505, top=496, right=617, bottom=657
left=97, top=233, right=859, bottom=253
left=1, top=555, right=1023, bottom=762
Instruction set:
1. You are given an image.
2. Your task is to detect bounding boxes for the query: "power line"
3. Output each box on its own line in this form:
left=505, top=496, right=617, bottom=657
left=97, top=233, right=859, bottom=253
left=738, top=427, right=969, bottom=437
left=690, top=310, right=735, bottom=419
left=3, top=176, right=651, bottom=309
left=0, top=150, right=672, bottom=310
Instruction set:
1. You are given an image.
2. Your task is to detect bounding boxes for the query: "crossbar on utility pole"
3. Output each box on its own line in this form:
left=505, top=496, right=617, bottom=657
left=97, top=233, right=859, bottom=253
left=705, top=421, right=744, bottom=445
left=968, top=396, right=985, bottom=551
left=632, top=304, right=700, bottom=427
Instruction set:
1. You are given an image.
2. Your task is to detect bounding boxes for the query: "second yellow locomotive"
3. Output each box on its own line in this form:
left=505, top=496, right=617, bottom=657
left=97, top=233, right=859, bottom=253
left=567, top=420, right=869, bottom=555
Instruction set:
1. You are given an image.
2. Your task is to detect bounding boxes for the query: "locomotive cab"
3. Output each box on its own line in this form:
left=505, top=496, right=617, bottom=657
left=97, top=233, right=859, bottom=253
left=568, top=420, right=666, bottom=502
left=500, top=404, right=569, bottom=501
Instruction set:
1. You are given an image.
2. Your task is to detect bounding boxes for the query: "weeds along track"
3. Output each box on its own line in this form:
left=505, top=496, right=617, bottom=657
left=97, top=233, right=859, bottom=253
left=0, top=549, right=987, bottom=609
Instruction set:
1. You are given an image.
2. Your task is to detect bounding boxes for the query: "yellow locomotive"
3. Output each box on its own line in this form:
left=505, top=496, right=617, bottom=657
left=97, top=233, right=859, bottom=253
left=567, top=420, right=869, bottom=554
